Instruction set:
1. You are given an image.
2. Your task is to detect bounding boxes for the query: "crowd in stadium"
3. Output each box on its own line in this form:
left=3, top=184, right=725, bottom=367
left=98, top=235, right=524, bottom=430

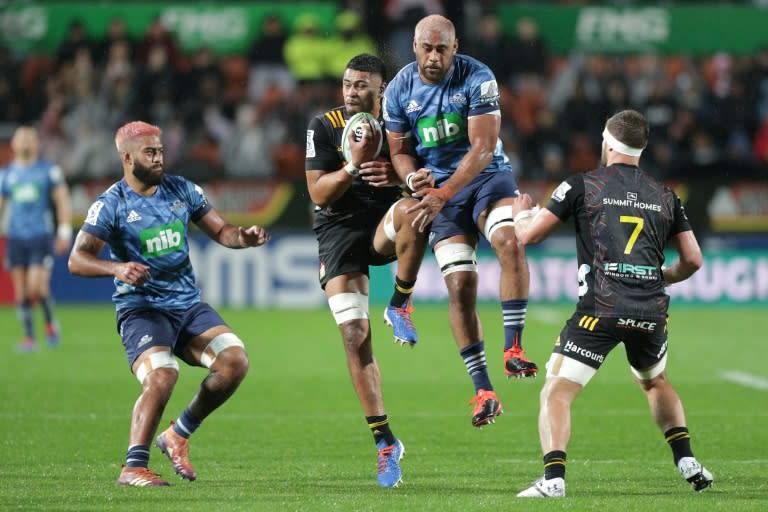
left=1, top=3, right=767, bottom=187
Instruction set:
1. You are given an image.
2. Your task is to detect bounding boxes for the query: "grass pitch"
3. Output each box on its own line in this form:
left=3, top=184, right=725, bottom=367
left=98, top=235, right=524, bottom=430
left=1, top=303, right=766, bottom=511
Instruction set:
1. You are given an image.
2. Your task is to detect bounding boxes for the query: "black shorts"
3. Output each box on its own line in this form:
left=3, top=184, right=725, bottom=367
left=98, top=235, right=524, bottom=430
left=553, top=312, right=668, bottom=371
left=314, top=214, right=395, bottom=289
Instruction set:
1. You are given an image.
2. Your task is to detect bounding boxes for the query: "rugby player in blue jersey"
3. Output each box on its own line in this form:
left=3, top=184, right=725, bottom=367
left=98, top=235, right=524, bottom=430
left=68, top=121, right=270, bottom=487
left=0, top=126, right=72, bottom=351
left=383, top=15, right=537, bottom=428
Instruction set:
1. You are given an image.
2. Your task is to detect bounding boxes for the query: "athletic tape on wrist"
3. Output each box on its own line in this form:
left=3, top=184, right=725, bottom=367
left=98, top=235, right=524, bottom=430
left=344, top=162, right=360, bottom=176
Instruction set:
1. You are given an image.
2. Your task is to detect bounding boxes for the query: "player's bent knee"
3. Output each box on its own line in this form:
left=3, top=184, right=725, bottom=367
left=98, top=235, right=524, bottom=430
left=134, top=350, right=179, bottom=384
left=200, top=332, right=246, bottom=369
left=328, top=292, right=369, bottom=324
left=382, top=198, right=417, bottom=242
left=545, top=352, right=597, bottom=386
left=434, top=243, right=477, bottom=276
left=631, top=352, right=667, bottom=381
left=483, top=205, right=515, bottom=242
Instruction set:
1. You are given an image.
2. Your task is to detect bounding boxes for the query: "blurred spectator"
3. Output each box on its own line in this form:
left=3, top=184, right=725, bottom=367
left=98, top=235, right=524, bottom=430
left=134, top=16, right=186, bottom=72
left=247, top=14, right=295, bottom=101
left=93, top=17, right=135, bottom=67
left=326, top=10, right=377, bottom=79
left=283, top=13, right=333, bottom=104
left=56, top=20, right=93, bottom=70
left=464, top=12, right=513, bottom=86
left=132, top=44, right=178, bottom=125
left=383, top=4, right=434, bottom=71
left=222, top=102, right=284, bottom=178
left=507, top=17, right=548, bottom=80
left=0, top=46, right=22, bottom=123
left=180, top=47, right=224, bottom=106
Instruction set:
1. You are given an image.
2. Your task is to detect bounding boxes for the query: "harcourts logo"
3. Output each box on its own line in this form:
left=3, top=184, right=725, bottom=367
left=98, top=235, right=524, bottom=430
left=141, top=220, right=185, bottom=257
left=564, top=340, right=605, bottom=364
left=417, top=113, right=464, bottom=147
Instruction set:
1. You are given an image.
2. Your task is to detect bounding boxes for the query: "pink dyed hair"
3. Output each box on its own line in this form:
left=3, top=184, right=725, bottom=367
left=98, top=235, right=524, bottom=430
left=114, top=121, right=162, bottom=150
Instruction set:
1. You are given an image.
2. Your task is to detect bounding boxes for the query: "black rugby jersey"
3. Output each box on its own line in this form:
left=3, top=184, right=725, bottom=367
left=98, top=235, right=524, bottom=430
left=305, top=106, right=401, bottom=227
left=546, top=163, right=692, bottom=319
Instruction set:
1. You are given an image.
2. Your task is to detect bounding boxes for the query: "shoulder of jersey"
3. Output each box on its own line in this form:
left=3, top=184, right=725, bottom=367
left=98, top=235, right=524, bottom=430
left=322, top=107, right=347, bottom=130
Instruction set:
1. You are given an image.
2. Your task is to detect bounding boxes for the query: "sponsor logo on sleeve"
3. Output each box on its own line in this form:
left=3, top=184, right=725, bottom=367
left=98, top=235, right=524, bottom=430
left=306, top=130, right=315, bottom=158
left=85, top=200, right=105, bottom=226
left=551, top=181, right=572, bottom=202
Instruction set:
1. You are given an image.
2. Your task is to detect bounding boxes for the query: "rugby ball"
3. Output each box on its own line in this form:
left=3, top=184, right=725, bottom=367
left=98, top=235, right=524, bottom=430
left=341, top=112, right=383, bottom=164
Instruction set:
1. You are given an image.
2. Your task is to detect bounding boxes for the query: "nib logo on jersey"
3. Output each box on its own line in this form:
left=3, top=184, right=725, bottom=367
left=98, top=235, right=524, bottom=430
left=417, top=113, right=465, bottom=147
left=140, top=220, right=185, bottom=258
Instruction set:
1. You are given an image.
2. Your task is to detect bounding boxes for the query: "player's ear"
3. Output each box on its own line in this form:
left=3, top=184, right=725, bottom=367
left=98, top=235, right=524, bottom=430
left=379, top=81, right=387, bottom=94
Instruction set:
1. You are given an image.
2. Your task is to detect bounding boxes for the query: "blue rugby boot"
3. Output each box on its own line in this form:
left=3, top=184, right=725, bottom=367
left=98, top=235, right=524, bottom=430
left=383, top=303, right=418, bottom=347
left=376, top=438, right=405, bottom=488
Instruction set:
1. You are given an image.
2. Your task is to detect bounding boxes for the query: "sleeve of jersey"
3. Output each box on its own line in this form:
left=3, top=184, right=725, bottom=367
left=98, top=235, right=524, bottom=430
left=187, top=180, right=212, bottom=222
left=80, top=196, right=114, bottom=241
left=305, top=116, right=340, bottom=171
left=545, top=175, right=584, bottom=222
left=468, top=67, right=501, bottom=117
left=382, top=82, right=409, bottom=133
left=669, top=194, right=692, bottom=235
left=49, top=165, right=65, bottom=186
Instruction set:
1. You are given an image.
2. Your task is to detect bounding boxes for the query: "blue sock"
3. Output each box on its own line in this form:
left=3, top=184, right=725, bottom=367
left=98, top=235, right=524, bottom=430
left=502, top=299, right=528, bottom=351
left=125, top=444, right=150, bottom=468
left=173, top=408, right=202, bottom=439
left=460, top=341, right=493, bottom=391
left=17, top=300, right=34, bottom=338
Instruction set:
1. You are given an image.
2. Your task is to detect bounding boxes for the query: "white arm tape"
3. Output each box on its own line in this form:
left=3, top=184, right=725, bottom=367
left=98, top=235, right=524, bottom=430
left=135, top=350, right=179, bottom=384
left=344, top=162, right=360, bottom=176
left=200, top=332, right=245, bottom=368
left=513, top=206, right=540, bottom=224
left=328, top=292, right=369, bottom=324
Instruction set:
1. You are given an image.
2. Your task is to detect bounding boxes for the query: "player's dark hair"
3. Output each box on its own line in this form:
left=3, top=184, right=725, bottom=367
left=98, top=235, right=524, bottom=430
left=346, top=53, right=387, bottom=81
left=606, top=109, right=649, bottom=150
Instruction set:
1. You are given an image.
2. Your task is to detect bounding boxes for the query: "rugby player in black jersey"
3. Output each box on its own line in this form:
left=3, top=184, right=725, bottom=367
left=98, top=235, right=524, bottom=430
left=511, top=110, right=713, bottom=497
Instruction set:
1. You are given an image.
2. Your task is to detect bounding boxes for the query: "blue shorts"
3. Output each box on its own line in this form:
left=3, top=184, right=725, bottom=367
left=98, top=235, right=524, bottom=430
left=429, top=172, right=519, bottom=248
left=116, top=302, right=228, bottom=367
left=4, top=236, right=54, bottom=269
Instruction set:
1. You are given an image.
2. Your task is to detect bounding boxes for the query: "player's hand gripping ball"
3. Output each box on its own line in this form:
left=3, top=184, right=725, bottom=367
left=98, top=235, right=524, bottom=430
left=342, top=112, right=383, bottom=163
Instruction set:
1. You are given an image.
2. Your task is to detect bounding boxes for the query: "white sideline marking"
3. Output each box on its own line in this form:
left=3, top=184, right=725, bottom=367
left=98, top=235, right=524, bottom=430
left=721, top=370, right=768, bottom=391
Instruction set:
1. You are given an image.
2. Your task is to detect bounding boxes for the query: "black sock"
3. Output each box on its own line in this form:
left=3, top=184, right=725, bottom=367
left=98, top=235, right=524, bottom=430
left=125, top=444, right=150, bottom=468
left=389, top=277, right=415, bottom=308
left=665, top=427, right=693, bottom=464
left=543, top=450, right=567, bottom=480
left=366, top=415, right=396, bottom=446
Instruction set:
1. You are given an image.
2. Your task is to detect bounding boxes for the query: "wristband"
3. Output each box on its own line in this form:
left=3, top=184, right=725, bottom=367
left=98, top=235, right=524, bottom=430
left=424, top=184, right=455, bottom=202
left=344, top=162, right=360, bottom=177
left=57, top=223, right=73, bottom=240
left=405, top=172, right=416, bottom=190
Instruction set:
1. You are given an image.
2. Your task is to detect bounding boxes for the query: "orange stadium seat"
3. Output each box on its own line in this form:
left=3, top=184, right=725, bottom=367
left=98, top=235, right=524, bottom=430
left=20, top=54, right=55, bottom=91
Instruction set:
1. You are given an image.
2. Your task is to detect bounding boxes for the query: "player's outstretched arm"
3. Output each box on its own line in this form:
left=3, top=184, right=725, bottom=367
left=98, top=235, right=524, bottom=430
left=662, top=231, right=703, bottom=285
left=510, top=194, right=561, bottom=245
left=195, top=208, right=270, bottom=249
left=68, top=231, right=150, bottom=286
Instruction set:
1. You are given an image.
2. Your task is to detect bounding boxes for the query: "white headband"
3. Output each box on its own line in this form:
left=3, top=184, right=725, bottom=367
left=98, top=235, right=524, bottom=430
left=602, top=128, right=643, bottom=157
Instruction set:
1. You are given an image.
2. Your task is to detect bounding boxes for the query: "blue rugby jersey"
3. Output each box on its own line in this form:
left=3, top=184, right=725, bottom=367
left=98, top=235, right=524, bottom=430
left=382, top=54, right=513, bottom=184
left=80, top=175, right=212, bottom=310
left=0, top=159, right=65, bottom=239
